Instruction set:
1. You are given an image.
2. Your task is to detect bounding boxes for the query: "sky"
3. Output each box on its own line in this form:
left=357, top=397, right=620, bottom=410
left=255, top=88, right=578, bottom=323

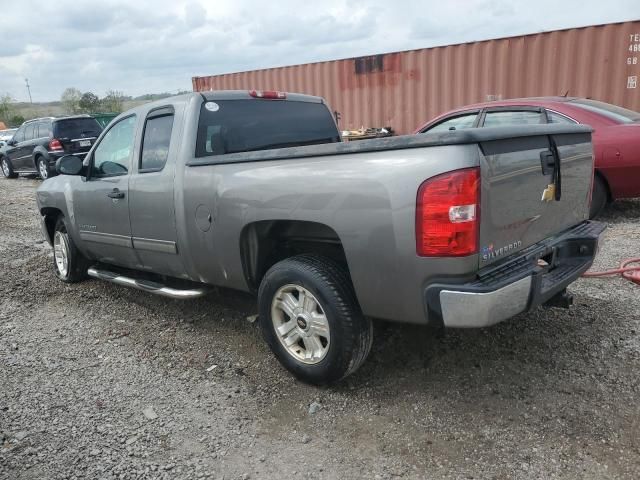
left=1, top=0, right=639, bottom=102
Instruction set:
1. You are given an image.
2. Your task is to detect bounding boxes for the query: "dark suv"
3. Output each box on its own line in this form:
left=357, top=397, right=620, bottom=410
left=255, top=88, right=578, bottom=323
left=0, top=115, right=102, bottom=180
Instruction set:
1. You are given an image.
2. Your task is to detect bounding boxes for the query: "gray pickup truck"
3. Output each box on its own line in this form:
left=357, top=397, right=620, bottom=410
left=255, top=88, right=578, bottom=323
left=36, top=90, right=605, bottom=384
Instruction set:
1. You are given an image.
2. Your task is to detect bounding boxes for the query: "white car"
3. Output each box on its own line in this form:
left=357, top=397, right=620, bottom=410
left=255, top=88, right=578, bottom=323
left=0, top=128, right=17, bottom=148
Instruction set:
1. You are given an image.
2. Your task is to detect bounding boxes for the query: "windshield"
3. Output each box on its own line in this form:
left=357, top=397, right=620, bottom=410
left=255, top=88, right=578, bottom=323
left=196, top=99, right=340, bottom=157
left=53, top=118, right=102, bottom=139
left=569, top=99, right=640, bottom=123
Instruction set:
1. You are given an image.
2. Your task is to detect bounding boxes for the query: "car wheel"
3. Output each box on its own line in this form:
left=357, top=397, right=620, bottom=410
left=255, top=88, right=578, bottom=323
left=53, top=216, right=90, bottom=283
left=37, top=157, right=51, bottom=180
left=1, top=157, right=17, bottom=178
left=258, top=254, right=373, bottom=385
left=589, top=174, right=608, bottom=219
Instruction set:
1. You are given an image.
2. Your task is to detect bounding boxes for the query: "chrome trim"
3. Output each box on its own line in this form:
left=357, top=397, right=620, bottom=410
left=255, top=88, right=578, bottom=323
left=87, top=267, right=208, bottom=299
left=71, top=137, right=97, bottom=142
left=79, top=231, right=132, bottom=248
left=439, top=276, right=532, bottom=328
left=132, top=237, right=177, bottom=254
left=546, top=109, right=578, bottom=124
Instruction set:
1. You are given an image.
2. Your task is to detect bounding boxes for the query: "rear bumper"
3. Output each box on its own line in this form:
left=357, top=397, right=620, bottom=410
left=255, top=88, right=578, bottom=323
left=424, top=221, right=606, bottom=328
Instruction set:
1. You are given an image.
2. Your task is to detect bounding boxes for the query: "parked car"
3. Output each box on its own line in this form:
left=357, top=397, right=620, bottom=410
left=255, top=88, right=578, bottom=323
left=415, top=97, right=640, bottom=218
left=0, top=115, right=102, bottom=180
left=36, top=91, right=604, bottom=384
left=0, top=128, right=17, bottom=148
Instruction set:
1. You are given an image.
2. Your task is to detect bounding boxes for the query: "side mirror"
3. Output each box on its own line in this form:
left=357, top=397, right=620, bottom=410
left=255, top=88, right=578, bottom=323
left=7, top=139, right=16, bottom=146
left=56, top=155, right=84, bottom=176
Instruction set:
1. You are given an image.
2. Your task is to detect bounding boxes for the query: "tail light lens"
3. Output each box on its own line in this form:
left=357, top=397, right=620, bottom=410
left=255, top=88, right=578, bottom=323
left=48, top=139, right=63, bottom=152
left=249, top=89, right=286, bottom=99
left=416, top=167, right=480, bottom=257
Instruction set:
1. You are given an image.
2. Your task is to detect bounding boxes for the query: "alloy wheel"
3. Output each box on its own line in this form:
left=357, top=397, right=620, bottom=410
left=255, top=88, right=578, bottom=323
left=271, top=284, right=331, bottom=364
left=38, top=159, right=48, bottom=179
left=53, top=231, right=70, bottom=278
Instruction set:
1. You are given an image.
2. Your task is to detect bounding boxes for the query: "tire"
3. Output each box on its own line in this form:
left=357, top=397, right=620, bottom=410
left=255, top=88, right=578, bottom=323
left=37, top=156, right=52, bottom=180
left=258, top=254, right=373, bottom=385
left=1, top=156, right=17, bottom=178
left=589, top=174, right=608, bottom=219
left=53, top=216, right=90, bottom=283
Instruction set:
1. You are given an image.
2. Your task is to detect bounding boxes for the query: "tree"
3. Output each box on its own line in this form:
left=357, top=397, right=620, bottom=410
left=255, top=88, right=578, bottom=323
left=0, top=94, right=16, bottom=125
left=60, top=87, right=82, bottom=114
left=78, top=92, right=100, bottom=113
left=8, top=114, right=25, bottom=127
left=101, top=89, right=125, bottom=113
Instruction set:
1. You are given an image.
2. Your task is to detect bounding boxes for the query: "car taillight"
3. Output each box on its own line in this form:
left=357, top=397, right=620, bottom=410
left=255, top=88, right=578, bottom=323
left=249, top=89, right=286, bottom=99
left=48, top=139, right=63, bottom=151
left=416, top=167, right=480, bottom=257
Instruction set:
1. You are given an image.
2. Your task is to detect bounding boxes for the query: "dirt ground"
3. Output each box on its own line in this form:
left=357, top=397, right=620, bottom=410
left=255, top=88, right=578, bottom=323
left=1, top=176, right=639, bottom=480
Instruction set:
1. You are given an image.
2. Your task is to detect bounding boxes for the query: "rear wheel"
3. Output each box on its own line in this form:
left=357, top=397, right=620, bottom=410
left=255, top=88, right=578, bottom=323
left=53, top=216, right=90, bottom=283
left=37, top=157, right=51, bottom=180
left=258, top=255, right=373, bottom=385
left=589, top=174, right=608, bottom=219
left=1, top=157, right=17, bottom=178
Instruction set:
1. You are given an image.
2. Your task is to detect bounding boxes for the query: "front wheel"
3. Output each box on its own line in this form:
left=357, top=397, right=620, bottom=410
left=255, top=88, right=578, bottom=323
left=258, top=255, right=373, bottom=385
left=53, top=216, right=90, bottom=283
left=1, top=157, right=17, bottom=178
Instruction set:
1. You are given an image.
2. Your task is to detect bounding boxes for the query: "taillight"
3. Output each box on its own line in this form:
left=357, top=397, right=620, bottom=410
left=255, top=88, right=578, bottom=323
left=48, top=139, right=63, bottom=152
left=416, top=167, right=480, bottom=257
left=249, top=89, right=286, bottom=99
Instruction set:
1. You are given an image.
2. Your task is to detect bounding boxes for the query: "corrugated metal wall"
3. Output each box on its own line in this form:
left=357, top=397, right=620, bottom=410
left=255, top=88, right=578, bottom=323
left=193, top=21, right=640, bottom=135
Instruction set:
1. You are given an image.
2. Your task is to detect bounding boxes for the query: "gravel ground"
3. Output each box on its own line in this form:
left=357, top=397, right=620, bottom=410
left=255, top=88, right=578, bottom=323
left=1, top=176, right=639, bottom=480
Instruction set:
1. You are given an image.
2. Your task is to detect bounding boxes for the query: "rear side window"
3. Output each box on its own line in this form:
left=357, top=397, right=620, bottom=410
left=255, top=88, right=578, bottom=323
left=24, top=123, right=35, bottom=141
left=140, top=113, right=174, bottom=172
left=548, top=111, right=577, bottom=124
left=37, top=120, right=52, bottom=138
left=423, top=113, right=478, bottom=133
left=54, top=118, right=102, bottom=139
left=196, top=99, right=340, bottom=157
left=483, top=110, right=544, bottom=127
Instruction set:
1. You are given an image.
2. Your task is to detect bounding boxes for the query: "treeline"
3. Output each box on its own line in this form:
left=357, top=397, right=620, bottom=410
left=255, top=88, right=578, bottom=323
left=60, top=88, right=127, bottom=115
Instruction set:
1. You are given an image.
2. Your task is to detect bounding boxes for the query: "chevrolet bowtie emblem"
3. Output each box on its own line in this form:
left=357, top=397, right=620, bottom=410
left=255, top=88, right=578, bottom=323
left=541, top=183, right=556, bottom=202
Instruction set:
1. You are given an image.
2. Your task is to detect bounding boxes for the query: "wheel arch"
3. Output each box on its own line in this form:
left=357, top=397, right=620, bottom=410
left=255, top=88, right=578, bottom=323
left=239, top=220, right=350, bottom=293
left=594, top=168, right=613, bottom=201
left=40, top=207, right=64, bottom=244
left=32, top=147, right=49, bottom=169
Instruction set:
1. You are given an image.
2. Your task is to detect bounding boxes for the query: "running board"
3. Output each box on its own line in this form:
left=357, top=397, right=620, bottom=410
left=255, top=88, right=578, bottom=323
left=87, top=267, right=208, bottom=299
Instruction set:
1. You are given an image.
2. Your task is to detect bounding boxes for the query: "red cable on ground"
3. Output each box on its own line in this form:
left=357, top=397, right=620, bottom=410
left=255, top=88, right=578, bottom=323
left=582, top=258, right=640, bottom=285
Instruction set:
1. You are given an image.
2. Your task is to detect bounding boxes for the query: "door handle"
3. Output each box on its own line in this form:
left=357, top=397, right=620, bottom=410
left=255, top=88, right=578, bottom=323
left=107, top=189, right=125, bottom=199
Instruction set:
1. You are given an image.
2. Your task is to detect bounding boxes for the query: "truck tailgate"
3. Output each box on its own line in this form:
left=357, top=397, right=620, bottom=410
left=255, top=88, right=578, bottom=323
left=478, top=129, right=593, bottom=267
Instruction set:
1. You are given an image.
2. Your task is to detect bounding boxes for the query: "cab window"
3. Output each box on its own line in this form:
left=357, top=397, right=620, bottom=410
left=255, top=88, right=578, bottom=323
left=91, top=115, right=136, bottom=177
left=422, top=113, right=478, bottom=133
left=140, top=111, right=174, bottom=172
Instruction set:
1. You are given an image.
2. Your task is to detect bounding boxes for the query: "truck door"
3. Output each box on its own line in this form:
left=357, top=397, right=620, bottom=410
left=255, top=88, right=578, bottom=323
left=128, top=105, right=184, bottom=276
left=73, top=115, right=140, bottom=267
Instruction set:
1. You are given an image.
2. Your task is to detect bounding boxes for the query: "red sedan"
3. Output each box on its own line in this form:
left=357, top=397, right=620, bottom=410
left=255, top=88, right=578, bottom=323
left=415, top=97, right=640, bottom=218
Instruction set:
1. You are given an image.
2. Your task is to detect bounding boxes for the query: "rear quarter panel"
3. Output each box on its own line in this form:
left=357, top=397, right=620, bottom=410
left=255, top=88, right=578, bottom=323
left=180, top=144, right=481, bottom=324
